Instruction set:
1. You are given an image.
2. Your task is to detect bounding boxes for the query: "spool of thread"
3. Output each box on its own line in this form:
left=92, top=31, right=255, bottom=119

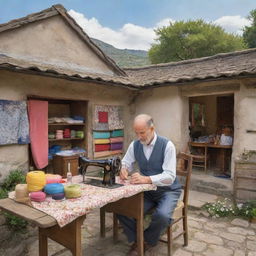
left=52, top=193, right=65, bottom=200
left=26, top=171, right=46, bottom=192
left=64, top=184, right=82, bottom=199
left=44, top=183, right=64, bottom=195
left=46, top=174, right=62, bottom=184
left=15, top=184, right=29, bottom=199
left=30, top=191, right=46, bottom=202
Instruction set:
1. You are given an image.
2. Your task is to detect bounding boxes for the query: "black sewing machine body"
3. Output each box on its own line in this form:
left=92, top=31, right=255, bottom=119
left=79, top=156, right=122, bottom=188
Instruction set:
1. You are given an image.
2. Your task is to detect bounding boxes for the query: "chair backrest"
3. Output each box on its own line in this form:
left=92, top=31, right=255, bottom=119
left=176, top=152, right=193, bottom=207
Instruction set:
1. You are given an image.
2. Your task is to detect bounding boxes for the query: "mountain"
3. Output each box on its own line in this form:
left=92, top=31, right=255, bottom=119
left=91, top=38, right=150, bottom=68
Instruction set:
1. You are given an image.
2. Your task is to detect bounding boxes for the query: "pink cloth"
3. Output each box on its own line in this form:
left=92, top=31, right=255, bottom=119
left=9, top=176, right=156, bottom=227
left=110, top=137, right=124, bottom=143
left=28, top=100, right=48, bottom=169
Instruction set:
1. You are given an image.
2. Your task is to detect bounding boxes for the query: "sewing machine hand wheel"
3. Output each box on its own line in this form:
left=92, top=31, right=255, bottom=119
left=111, top=157, right=122, bottom=174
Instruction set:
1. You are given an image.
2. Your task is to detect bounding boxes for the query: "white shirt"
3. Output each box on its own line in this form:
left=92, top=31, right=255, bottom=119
left=122, top=133, right=176, bottom=186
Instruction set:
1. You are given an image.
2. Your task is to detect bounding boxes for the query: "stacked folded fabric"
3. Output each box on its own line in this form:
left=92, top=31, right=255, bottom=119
left=93, top=130, right=124, bottom=158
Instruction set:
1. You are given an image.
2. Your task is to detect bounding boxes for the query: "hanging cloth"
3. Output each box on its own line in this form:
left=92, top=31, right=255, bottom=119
left=28, top=100, right=48, bottom=169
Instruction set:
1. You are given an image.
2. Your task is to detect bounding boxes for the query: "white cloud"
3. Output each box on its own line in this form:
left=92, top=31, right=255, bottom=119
left=68, top=9, right=172, bottom=50
left=68, top=10, right=251, bottom=51
left=214, top=15, right=251, bottom=35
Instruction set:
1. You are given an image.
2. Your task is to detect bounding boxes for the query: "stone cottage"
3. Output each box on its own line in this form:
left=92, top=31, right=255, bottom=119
left=0, top=5, right=255, bottom=198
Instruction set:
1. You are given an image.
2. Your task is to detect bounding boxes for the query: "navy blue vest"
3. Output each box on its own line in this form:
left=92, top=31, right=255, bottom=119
left=134, top=135, right=181, bottom=190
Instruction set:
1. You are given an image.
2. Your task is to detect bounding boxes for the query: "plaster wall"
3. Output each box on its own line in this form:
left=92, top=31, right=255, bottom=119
left=233, top=81, right=256, bottom=163
left=0, top=16, right=116, bottom=76
left=133, top=86, right=190, bottom=153
left=0, top=70, right=134, bottom=182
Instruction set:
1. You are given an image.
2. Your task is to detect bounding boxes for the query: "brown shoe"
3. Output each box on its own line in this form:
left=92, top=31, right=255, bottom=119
left=127, top=242, right=138, bottom=256
left=144, top=243, right=158, bottom=256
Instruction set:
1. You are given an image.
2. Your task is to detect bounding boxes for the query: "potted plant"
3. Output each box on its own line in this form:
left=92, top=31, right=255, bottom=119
left=251, top=208, right=256, bottom=223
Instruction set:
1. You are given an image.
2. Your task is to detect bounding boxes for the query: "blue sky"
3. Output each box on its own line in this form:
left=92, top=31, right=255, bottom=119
left=0, top=0, right=255, bottom=50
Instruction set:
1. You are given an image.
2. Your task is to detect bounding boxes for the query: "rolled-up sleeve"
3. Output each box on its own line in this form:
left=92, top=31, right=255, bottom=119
left=149, top=141, right=176, bottom=186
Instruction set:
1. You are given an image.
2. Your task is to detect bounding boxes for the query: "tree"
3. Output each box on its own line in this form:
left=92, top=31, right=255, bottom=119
left=243, top=9, right=256, bottom=48
left=148, top=20, right=246, bottom=64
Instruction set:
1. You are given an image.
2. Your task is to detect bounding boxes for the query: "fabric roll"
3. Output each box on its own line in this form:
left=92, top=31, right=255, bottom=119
left=26, top=171, right=46, bottom=192
left=28, top=100, right=48, bottom=169
left=110, top=142, right=123, bottom=150
left=111, top=129, right=124, bottom=137
left=93, top=131, right=111, bottom=139
left=94, top=139, right=110, bottom=144
left=44, top=183, right=64, bottom=195
left=110, top=137, right=124, bottom=143
left=95, top=144, right=110, bottom=152
left=52, top=193, right=65, bottom=200
left=30, top=191, right=46, bottom=202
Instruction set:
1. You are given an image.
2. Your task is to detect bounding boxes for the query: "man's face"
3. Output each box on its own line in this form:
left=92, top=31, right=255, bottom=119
left=133, top=122, right=154, bottom=145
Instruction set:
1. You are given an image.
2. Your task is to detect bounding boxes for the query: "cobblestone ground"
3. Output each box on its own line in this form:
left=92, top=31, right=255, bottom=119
left=26, top=208, right=256, bottom=256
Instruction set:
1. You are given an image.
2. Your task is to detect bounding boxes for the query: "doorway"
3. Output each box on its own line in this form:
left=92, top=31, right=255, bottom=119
left=189, top=94, right=234, bottom=176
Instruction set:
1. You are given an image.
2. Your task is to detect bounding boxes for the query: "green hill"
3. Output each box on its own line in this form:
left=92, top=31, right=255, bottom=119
left=91, top=38, right=150, bottom=68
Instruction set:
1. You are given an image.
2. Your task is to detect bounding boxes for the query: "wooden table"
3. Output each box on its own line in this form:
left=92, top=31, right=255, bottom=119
left=189, top=142, right=232, bottom=173
left=100, top=192, right=144, bottom=256
left=0, top=187, right=146, bottom=256
left=0, top=198, right=86, bottom=256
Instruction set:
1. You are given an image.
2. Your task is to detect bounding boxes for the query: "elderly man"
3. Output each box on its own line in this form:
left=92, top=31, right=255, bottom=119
left=119, top=114, right=181, bottom=256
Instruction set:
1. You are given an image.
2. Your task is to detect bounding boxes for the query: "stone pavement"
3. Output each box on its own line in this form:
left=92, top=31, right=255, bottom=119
left=24, top=190, right=256, bottom=256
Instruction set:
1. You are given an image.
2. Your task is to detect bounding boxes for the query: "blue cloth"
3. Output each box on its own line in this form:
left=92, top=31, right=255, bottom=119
left=134, top=136, right=181, bottom=190
left=93, top=131, right=111, bottom=139
left=0, top=100, right=30, bottom=145
left=118, top=135, right=181, bottom=246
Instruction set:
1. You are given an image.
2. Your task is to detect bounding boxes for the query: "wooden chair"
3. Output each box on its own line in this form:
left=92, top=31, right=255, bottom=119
left=188, top=143, right=208, bottom=172
left=159, top=152, right=193, bottom=255
left=100, top=152, right=192, bottom=256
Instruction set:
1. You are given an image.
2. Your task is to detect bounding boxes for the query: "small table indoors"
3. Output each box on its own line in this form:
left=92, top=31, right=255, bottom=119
left=189, top=142, right=232, bottom=174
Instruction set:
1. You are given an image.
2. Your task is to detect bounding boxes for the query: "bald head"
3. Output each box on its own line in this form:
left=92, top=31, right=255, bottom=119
left=134, top=114, right=154, bottom=128
left=133, top=114, right=155, bottom=145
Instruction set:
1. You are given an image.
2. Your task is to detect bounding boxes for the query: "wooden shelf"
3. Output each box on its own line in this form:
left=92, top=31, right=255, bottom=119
left=48, top=123, right=85, bottom=126
left=49, top=138, right=84, bottom=142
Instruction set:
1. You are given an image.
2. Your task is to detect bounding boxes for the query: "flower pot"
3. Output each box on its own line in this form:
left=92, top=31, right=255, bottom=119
left=251, top=217, right=256, bottom=223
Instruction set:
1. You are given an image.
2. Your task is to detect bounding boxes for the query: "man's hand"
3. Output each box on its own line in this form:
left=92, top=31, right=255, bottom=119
left=130, top=173, right=152, bottom=184
left=119, top=168, right=129, bottom=180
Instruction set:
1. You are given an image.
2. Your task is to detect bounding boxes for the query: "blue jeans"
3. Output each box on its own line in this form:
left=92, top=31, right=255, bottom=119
left=117, top=188, right=182, bottom=246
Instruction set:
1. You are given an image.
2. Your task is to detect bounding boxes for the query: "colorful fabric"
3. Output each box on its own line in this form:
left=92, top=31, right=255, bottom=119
left=110, top=137, right=124, bottom=143
left=93, top=131, right=111, bottom=139
left=0, top=100, right=30, bottom=145
left=98, top=111, right=108, bottom=123
left=95, top=144, right=111, bottom=152
left=110, top=142, right=123, bottom=150
left=94, top=139, right=110, bottom=144
left=28, top=100, right=48, bottom=169
left=9, top=176, right=156, bottom=227
left=111, top=129, right=124, bottom=137
left=94, top=105, right=124, bottom=130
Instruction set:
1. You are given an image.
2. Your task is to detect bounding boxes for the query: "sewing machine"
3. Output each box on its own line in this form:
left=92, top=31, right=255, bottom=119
left=79, top=156, right=123, bottom=188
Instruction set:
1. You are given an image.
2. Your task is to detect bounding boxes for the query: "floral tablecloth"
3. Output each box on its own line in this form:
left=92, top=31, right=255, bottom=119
left=10, top=176, right=156, bottom=227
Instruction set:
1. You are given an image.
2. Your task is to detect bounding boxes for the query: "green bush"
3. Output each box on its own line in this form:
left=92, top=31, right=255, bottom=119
left=0, top=170, right=28, bottom=232
left=203, top=198, right=235, bottom=217
left=203, top=198, right=256, bottom=219
left=1, top=170, right=26, bottom=191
